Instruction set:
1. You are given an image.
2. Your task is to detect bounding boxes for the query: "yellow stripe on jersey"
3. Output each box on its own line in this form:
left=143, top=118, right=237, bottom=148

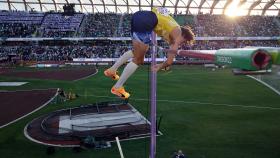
left=152, top=7, right=179, bottom=44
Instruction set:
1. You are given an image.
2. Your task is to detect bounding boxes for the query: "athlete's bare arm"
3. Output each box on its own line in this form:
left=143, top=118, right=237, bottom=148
left=152, top=27, right=184, bottom=71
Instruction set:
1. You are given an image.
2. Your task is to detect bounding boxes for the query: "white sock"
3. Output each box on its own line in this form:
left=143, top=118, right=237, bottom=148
left=111, top=50, right=134, bottom=71
left=114, top=61, right=138, bottom=88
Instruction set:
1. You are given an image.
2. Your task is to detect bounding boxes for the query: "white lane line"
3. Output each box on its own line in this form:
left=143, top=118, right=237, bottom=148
left=247, top=75, right=280, bottom=96
left=79, top=94, right=280, bottom=110
left=73, top=68, right=99, bottom=82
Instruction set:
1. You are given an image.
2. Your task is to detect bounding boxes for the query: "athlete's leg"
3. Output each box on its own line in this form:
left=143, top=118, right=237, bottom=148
left=111, top=40, right=149, bottom=99
left=104, top=50, right=133, bottom=80
left=114, top=40, right=148, bottom=88
left=111, top=50, right=134, bottom=71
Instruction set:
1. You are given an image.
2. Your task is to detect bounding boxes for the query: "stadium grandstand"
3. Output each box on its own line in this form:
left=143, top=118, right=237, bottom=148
left=0, top=0, right=279, bottom=62
left=0, top=1, right=280, bottom=158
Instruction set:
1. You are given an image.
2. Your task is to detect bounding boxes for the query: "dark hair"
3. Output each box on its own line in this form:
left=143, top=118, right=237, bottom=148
left=181, top=26, right=195, bottom=45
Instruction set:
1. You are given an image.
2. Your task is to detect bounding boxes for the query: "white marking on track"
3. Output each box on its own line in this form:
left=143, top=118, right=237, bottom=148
left=80, top=94, right=280, bottom=110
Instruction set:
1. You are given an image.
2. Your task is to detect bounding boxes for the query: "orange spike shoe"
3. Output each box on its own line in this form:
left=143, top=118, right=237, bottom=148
left=104, top=69, right=120, bottom=80
left=111, top=86, right=130, bottom=99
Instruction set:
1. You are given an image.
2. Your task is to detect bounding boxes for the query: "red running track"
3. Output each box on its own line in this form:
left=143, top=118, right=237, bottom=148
left=0, top=89, right=58, bottom=128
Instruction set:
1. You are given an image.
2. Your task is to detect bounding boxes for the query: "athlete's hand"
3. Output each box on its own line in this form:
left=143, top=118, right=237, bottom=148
left=151, top=64, right=161, bottom=72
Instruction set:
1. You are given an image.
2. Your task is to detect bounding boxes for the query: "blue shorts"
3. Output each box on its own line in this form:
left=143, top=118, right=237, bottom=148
left=131, top=11, right=157, bottom=45
left=132, top=32, right=152, bottom=45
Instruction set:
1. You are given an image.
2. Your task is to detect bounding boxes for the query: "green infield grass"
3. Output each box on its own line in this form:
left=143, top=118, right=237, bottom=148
left=0, top=65, right=279, bottom=158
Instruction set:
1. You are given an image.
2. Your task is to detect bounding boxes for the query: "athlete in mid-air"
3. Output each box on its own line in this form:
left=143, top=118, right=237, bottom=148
left=104, top=7, right=195, bottom=99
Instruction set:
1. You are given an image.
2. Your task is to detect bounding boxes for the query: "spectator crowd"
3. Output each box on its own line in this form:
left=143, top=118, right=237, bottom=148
left=0, top=40, right=278, bottom=62
left=82, top=13, right=120, bottom=37
left=40, top=13, right=84, bottom=37
left=1, top=10, right=279, bottom=38
left=0, top=41, right=132, bottom=61
left=0, top=10, right=279, bottom=62
left=195, top=14, right=280, bottom=37
left=0, top=11, right=43, bottom=37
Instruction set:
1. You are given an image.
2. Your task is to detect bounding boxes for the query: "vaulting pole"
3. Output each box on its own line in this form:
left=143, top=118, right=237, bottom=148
left=150, top=32, right=157, bottom=158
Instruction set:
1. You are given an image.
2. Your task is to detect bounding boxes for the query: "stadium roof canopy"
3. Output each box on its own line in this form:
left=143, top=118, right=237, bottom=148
left=0, top=0, right=279, bottom=16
